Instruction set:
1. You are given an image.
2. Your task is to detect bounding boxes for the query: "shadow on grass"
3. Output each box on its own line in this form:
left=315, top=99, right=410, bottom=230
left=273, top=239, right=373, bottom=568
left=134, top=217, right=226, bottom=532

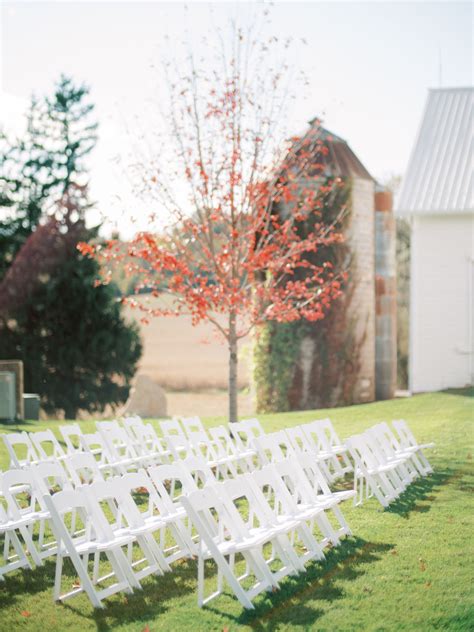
left=203, top=537, right=394, bottom=630
left=0, top=559, right=57, bottom=609
left=385, top=469, right=453, bottom=518
left=72, top=557, right=202, bottom=631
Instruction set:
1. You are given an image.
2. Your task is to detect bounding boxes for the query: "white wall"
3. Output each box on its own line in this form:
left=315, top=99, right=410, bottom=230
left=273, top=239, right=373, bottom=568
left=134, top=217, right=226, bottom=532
left=410, top=213, right=474, bottom=392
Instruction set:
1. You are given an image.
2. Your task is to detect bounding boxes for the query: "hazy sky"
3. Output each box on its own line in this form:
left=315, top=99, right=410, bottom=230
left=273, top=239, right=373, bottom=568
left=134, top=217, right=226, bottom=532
left=1, top=1, right=472, bottom=235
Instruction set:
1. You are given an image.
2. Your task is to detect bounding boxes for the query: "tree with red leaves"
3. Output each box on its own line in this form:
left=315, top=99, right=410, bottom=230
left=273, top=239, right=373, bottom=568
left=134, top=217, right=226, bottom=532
left=80, top=21, right=346, bottom=422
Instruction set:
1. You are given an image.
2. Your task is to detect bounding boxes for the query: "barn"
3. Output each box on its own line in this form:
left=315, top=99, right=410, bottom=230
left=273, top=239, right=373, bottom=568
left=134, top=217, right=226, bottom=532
left=396, top=87, right=474, bottom=392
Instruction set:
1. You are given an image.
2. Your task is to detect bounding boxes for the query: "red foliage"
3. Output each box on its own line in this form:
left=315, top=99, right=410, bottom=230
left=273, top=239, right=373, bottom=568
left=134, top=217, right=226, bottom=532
left=82, top=28, right=346, bottom=348
left=0, top=215, right=87, bottom=316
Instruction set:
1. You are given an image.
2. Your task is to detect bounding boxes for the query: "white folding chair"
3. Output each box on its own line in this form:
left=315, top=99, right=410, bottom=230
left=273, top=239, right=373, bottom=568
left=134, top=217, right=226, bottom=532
left=373, top=421, right=429, bottom=477
left=79, top=432, right=119, bottom=475
left=165, top=433, right=194, bottom=461
left=0, top=485, right=36, bottom=579
left=63, top=452, right=105, bottom=486
left=146, top=463, right=199, bottom=561
left=180, top=416, right=206, bottom=437
left=181, top=483, right=282, bottom=609
left=2, top=432, right=40, bottom=469
left=85, top=476, right=170, bottom=581
left=30, top=429, right=67, bottom=462
left=242, top=468, right=326, bottom=568
left=187, top=430, right=238, bottom=479
left=252, top=430, right=296, bottom=466
left=301, top=420, right=353, bottom=479
left=1, top=468, right=54, bottom=564
left=44, top=488, right=139, bottom=608
left=345, top=433, right=404, bottom=507
left=292, top=454, right=354, bottom=539
left=97, top=425, right=154, bottom=470
left=264, top=458, right=349, bottom=547
left=229, top=418, right=265, bottom=450
left=368, top=424, right=419, bottom=485
left=132, top=423, right=172, bottom=463
left=285, top=425, right=335, bottom=482
left=115, top=469, right=194, bottom=565
left=208, top=425, right=256, bottom=473
left=392, top=420, right=434, bottom=474
left=160, top=418, right=186, bottom=440
left=59, top=423, right=84, bottom=454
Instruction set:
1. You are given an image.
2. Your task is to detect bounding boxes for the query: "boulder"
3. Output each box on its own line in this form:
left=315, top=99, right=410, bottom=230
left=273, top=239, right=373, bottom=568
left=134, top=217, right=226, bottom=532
left=122, top=374, right=167, bottom=418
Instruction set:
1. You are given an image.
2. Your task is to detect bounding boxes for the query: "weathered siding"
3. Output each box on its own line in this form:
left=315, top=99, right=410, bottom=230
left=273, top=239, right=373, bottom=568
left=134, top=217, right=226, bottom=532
left=410, top=214, right=474, bottom=392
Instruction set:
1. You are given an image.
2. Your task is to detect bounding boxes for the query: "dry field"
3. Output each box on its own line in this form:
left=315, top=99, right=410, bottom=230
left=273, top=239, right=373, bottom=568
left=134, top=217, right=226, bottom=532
left=123, top=294, right=253, bottom=416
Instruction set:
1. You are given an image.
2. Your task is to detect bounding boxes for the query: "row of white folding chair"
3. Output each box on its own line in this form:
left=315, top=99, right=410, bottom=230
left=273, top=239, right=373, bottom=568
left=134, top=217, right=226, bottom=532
left=180, top=454, right=354, bottom=609
left=2, top=417, right=150, bottom=470
left=297, top=420, right=353, bottom=480
left=161, top=417, right=259, bottom=458
left=346, top=420, right=434, bottom=507
left=229, top=417, right=353, bottom=483
left=163, top=426, right=257, bottom=478
left=0, top=457, right=202, bottom=599
left=369, top=421, right=434, bottom=477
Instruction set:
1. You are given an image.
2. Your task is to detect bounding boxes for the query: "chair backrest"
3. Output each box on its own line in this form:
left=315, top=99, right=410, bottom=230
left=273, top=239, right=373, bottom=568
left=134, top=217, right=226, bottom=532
left=2, top=432, right=39, bottom=468
left=96, top=420, right=122, bottom=434
left=187, top=430, right=218, bottom=463
left=1, top=468, right=45, bottom=518
left=392, top=419, right=417, bottom=448
left=160, top=419, right=186, bottom=438
left=80, top=432, right=112, bottom=466
left=44, top=487, right=110, bottom=543
left=248, top=462, right=301, bottom=517
left=285, top=425, right=315, bottom=454
left=116, top=470, right=168, bottom=523
left=98, top=425, right=138, bottom=462
left=291, top=453, right=332, bottom=496
left=59, top=423, right=84, bottom=454
left=216, top=476, right=270, bottom=534
left=181, top=484, right=242, bottom=543
left=64, top=452, right=104, bottom=486
left=369, top=423, right=399, bottom=460
left=303, top=419, right=342, bottom=452
left=345, top=434, right=380, bottom=473
left=181, top=455, right=217, bottom=487
left=147, top=463, right=198, bottom=510
left=208, top=425, right=239, bottom=457
left=122, top=416, right=145, bottom=442
left=133, top=423, right=168, bottom=456
left=252, top=431, right=296, bottom=465
left=32, top=461, right=72, bottom=495
left=229, top=418, right=264, bottom=448
left=165, top=433, right=193, bottom=460
left=30, top=429, right=66, bottom=461
left=180, top=416, right=205, bottom=437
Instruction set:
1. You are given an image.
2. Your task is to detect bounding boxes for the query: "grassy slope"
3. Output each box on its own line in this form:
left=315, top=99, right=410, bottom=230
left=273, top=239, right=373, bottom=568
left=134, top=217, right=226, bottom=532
left=0, top=389, right=472, bottom=632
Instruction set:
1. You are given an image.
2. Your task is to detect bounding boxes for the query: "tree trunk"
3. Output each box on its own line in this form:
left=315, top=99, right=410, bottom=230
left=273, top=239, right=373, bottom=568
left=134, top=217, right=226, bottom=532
left=228, top=312, right=238, bottom=423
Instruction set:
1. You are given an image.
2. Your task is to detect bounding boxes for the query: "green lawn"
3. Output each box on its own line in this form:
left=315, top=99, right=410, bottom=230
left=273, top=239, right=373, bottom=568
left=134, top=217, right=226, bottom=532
left=0, top=389, right=473, bottom=631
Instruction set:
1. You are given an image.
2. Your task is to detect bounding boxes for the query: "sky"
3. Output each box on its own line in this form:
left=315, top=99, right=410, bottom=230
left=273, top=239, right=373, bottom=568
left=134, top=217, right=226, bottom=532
left=1, top=1, right=472, bottom=236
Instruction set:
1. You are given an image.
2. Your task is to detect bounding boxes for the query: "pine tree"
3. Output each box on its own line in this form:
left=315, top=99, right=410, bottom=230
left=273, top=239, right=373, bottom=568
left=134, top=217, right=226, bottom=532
left=0, top=76, right=142, bottom=418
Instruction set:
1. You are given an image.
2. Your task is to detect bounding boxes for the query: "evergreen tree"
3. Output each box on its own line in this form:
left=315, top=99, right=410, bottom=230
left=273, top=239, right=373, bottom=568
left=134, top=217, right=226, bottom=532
left=0, top=76, right=97, bottom=277
left=0, top=76, right=142, bottom=418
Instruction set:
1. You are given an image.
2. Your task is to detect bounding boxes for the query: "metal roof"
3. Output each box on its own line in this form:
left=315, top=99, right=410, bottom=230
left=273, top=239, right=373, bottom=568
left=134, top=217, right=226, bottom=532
left=296, top=121, right=374, bottom=181
left=396, top=87, right=473, bottom=215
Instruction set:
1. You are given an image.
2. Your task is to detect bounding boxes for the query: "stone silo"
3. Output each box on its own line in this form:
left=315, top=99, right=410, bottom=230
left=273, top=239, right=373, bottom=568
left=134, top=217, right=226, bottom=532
left=255, top=121, right=397, bottom=410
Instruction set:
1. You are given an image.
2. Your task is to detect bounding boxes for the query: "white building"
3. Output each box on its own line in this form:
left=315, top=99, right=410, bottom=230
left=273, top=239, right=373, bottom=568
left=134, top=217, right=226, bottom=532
left=396, top=87, right=473, bottom=392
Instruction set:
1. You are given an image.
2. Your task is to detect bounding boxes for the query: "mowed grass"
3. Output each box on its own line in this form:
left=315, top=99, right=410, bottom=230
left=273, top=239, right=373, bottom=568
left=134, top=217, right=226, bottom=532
left=0, top=389, right=473, bottom=632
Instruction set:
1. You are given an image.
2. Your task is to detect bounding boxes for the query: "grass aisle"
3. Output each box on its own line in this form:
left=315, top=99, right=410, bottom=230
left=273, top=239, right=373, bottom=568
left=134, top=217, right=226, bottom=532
left=0, top=389, right=472, bottom=631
